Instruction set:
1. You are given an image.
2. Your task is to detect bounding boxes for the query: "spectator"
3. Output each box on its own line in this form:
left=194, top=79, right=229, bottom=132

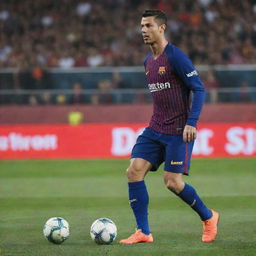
left=58, top=51, right=75, bottom=69
left=40, top=91, right=53, bottom=105
left=32, top=65, right=50, bottom=90
left=111, top=71, right=127, bottom=89
left=239, top=81, right=254, bottom=103
left=28, top=95, right=38, bottom=106
left=87, top=48, right=104, bottom=67
left=203, top=70, right=220, bottom=103
left=70, top=82, right=84, bottom=104
left=56, top=93, right=67, bottom=105
left=91, top=79, right=114, bottom=104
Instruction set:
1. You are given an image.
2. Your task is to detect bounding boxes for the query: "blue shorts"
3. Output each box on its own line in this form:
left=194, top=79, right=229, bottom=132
left=131, top=128, right=194, bottom=175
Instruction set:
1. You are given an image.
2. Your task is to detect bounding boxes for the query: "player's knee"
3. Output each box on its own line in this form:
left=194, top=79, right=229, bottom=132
left=126, top=165, right=144, bottom=182
left=165, top=178, right=183, bottom=194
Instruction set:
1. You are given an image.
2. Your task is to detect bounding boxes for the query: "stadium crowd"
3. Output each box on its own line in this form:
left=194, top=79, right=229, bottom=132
left=1, top=0, right=256, bottom=105
left=1, top=0, right=256, bottom=69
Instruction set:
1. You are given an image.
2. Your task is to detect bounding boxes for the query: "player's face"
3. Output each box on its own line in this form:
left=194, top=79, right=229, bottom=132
left=141, top=16, right=165, bottom=44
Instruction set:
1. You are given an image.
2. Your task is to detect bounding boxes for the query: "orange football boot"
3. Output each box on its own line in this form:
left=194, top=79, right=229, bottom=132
left=119, top=229, right=153, bottom=244
left=202, top=209, right=220, bottom=242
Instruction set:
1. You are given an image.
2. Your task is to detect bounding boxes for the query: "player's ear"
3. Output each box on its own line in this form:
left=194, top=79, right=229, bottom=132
left=159, top=23, right=166, bottom=33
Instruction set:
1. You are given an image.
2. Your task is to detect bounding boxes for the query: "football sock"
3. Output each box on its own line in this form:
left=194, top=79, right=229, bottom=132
left=128, top=180, right=150, bottom=235
left=178, top=183, right=212, bottom=221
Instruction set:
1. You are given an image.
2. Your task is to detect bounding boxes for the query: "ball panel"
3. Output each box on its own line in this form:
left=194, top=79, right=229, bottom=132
left=49, top=228, right=64, bottom=244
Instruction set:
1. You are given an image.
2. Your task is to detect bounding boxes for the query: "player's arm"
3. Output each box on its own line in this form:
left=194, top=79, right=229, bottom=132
left=168, top=46, right=205, bottom=142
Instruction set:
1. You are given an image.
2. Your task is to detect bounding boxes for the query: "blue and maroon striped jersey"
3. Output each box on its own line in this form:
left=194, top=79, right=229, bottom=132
left=144, top=43, right=205, bottom=135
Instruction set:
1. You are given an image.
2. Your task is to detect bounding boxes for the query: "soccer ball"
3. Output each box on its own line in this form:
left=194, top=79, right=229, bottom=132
left=90, top=218, right=117, bottom=245
left=43, top=217, right=70, bottom=244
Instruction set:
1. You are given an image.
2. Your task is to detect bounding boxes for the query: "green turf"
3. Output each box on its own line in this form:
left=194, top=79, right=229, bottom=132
left=0, top=158, right=256, bottom=256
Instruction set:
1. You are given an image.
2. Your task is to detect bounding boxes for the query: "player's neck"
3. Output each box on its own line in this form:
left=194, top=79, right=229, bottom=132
left=150, top=39, right=168, bottom=59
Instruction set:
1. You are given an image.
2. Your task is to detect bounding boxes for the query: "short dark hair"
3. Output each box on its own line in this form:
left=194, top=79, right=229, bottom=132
left=142, top=10, right=167, bottom=25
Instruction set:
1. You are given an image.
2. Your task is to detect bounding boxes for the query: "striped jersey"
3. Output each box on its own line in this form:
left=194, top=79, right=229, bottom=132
left=144, top=43, right=205, bottom=135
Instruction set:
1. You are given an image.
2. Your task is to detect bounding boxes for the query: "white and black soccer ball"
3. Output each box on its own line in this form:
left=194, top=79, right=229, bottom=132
left=43, top=217, right=70, bottom=244
left=90, top=218, right=117, bottom=245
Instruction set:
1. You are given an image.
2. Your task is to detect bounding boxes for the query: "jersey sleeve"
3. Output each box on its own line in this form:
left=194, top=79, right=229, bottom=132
left=168, top=46, right=205, bottom=127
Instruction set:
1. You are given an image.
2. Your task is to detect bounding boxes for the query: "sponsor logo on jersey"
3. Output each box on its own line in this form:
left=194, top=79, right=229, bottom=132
left=186, top=70, right=198, bottom=77
left=148, top=82, right=171, bottom=92
left=170, top=160, right=183, bottom=165
left=158, top=66, right=166, bottom=75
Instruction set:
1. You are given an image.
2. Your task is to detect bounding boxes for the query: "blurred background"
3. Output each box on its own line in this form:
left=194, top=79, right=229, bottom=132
left=1, top=0, right=256, bottom=106
left=0, top=0, right=256, bottom=158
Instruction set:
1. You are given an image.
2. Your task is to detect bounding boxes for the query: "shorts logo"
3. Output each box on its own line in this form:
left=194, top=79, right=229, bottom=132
left=158, top=66, right=166, bottom=75
left=171, top=160, right=183, bottom=165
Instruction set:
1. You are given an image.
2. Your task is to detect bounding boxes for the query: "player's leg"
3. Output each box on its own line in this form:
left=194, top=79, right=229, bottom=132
left=163, top=135, right=219, bottom=242
left=163, top=171, right=213, bottom=220
left=163, top=172, right=219, bottom=242
left=127, top=158, right=151, bottom=235
left=119, top=158, right=153, bottom=244
left=120, top=128, right=164, bottom=244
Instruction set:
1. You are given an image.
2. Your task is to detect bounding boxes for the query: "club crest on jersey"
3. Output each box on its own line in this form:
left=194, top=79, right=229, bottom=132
left=158, top=66, right=166, bottom=75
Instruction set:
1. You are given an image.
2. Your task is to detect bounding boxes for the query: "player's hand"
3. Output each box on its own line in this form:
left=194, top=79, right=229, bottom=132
left=183, top=125, right=197, bottom=143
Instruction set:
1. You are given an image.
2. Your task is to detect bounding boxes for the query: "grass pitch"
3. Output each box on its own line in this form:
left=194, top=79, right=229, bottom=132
left=0, top=158, right=256, bottom=256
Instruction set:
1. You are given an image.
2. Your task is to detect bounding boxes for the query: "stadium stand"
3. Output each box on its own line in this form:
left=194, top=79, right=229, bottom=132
left=0, top=0, right=256, bottom=105
left=1, top=0, right=256, bottom=68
